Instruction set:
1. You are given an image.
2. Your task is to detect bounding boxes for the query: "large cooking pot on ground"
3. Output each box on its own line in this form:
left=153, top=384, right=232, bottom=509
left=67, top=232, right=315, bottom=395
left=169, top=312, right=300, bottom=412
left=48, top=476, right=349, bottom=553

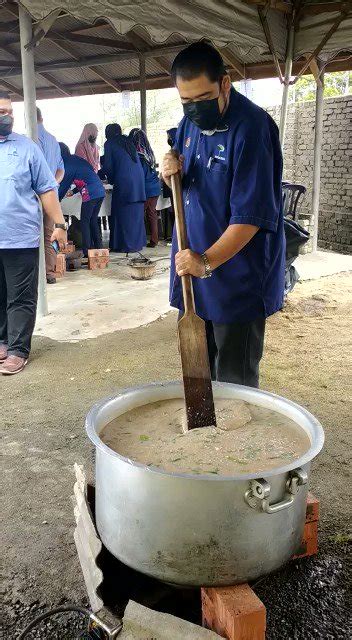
left=86, top=382, right=324, bottom=586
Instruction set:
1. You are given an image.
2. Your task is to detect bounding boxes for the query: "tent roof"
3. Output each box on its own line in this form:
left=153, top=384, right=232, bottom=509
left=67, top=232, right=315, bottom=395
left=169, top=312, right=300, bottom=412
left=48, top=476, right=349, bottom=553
left=1, top=1, right=351, bottom=100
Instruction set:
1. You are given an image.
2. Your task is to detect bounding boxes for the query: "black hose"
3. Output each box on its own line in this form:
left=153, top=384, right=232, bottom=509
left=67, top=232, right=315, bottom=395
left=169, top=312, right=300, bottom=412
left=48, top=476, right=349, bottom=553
left=17, top=604, right=91, bottom=639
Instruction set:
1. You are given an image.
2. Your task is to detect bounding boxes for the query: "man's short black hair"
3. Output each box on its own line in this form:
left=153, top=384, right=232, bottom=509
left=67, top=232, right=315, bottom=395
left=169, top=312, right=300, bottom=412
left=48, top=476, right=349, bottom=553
left=171, top=41, right=227, bottom=84
left=0, top=90, right=11, bottom=100
left=37, top=107, right=43, bottom=121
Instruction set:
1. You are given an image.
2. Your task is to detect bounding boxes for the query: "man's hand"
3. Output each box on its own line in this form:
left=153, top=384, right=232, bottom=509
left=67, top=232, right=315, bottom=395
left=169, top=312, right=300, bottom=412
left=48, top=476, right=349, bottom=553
left=162, top=152, right=184, bottom=188
left=51, top=227, right=67, bottom=251
left=175, top=249, right=205, bottom=278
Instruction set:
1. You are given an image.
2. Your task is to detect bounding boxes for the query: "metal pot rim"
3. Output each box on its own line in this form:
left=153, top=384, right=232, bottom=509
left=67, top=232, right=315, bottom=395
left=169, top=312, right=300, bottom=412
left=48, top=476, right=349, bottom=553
left=85, top=381, right=324, bottom=481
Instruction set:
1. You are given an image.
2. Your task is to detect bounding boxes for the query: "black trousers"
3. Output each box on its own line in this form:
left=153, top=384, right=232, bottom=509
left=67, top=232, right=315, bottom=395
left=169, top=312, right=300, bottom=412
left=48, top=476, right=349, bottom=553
left=205, top=317, right=266, bottom=388
left=80, top=197, right=104, bottom=257
left=0, top=248, right=39, bottom=359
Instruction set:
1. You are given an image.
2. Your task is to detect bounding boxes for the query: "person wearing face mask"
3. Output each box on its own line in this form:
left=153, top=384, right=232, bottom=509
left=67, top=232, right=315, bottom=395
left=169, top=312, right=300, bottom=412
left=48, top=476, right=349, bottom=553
left=0, top=91, right=67, bottom=375
left=75, top=123, right=100, bottom=173
left=36, top=107, right=65, bottom=285
left=162, top=41, right=285, bottom=388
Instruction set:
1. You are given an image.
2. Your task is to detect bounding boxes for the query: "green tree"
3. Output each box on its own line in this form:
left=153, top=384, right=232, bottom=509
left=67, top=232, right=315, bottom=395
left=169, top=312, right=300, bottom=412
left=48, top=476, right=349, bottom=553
left=292, top=71, right=351, bottom=103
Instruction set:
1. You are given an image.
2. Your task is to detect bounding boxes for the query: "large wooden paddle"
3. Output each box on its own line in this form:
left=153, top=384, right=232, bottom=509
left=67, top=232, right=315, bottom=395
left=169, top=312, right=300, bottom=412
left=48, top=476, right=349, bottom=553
left=171, top=171, right=216, bottom=430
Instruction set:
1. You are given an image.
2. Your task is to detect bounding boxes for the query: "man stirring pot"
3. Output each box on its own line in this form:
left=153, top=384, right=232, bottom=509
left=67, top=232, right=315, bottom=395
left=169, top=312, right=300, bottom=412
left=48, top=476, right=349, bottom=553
left=162, top=42, right=285, bottom=388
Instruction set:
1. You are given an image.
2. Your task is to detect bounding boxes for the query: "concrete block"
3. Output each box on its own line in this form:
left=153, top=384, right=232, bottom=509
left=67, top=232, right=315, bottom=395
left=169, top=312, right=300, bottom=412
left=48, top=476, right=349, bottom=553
left=120, top=600, right=222, bottom=639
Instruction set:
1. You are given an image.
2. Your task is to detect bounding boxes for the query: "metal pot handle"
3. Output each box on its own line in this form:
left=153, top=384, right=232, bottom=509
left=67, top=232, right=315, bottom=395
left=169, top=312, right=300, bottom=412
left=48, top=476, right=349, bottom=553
left=244, top=468, right=308, bottom=514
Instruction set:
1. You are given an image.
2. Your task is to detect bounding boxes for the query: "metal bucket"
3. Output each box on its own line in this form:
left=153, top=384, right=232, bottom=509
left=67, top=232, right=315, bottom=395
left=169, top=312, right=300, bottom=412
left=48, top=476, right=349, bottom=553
left=86, top=381, right=324, bottom=586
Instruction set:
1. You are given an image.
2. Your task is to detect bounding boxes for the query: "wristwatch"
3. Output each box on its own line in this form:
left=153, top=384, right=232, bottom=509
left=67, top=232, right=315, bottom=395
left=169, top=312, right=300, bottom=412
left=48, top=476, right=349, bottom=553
left=201, top=252, right=212, bottom=278
left=54, top=222, right=68, bottom=230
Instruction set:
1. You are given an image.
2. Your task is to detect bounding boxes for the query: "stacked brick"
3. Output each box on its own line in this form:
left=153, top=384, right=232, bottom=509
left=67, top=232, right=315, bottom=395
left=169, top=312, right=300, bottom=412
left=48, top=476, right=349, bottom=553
left=88, top=248, right=110, bottom=270
left=201, top=492, right=320, bottom=639
left=267, top=95, right=352, bottom=255
left=55, top=253, right=66, bottom=278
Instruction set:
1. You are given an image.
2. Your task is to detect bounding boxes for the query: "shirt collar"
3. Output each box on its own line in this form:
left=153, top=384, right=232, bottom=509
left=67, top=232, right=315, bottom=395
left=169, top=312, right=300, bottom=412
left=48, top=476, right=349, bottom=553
left=0, top=132, right=17, bottom=143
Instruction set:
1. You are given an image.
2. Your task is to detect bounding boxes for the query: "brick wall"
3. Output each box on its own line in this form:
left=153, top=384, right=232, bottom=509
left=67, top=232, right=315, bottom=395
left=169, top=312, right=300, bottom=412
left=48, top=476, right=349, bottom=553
left=267, top=95, right=352, bottom=254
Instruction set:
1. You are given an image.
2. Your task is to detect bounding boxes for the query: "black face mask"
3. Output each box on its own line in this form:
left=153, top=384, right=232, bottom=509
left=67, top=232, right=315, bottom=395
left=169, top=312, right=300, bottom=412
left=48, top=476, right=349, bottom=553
left=183, top=95, right=221, bottom=131
left=88, top=135, right=97, bottom=143
left=0, top=114, right=14, bottom=137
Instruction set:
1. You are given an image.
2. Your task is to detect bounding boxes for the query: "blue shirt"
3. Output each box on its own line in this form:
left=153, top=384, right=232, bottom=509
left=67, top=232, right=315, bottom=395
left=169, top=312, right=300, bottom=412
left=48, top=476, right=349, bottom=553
left=170, top=89, right=285, bottom=324
left=140, top=156, right=161, bottom=199
left=37, top=123, right=64, bottom=178
left=0, top=132, right=58, bottom=249
left=103, top=139, right=146, bottom=204
left=58, top=154, right=105, bottom=203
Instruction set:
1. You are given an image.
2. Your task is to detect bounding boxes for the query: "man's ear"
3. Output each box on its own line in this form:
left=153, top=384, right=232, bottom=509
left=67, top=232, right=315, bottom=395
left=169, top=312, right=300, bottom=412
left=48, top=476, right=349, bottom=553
left=222, top=75, right=232, bottom=95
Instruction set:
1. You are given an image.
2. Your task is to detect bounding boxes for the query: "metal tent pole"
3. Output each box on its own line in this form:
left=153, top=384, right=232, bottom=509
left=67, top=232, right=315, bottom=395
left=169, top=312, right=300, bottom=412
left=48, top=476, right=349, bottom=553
left=312, top=71, right=325, bottom=252
left=139, top=54, right=147, bottom=132
left=19, top=5, right=48, bottom=317
left=279, top=20, right=295, bottom=148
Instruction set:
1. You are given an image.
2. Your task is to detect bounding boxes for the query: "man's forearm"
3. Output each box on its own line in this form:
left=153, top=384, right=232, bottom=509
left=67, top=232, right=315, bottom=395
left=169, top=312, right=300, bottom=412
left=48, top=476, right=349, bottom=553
left=39, top=189, right=65, bottom=225
left=206, top=224, right=259, bottom=270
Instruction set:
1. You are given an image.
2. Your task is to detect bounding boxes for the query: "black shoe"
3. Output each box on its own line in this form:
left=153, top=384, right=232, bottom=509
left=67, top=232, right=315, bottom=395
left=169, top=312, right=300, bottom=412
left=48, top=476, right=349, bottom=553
left=147, top=241, right=157, bottom=248
left=47, top=276, right=56, bottom=284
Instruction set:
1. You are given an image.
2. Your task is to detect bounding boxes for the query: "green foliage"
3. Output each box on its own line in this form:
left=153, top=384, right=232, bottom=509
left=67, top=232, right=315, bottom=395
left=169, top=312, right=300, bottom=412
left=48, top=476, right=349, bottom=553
left=292, top=71, right=351, bottom=103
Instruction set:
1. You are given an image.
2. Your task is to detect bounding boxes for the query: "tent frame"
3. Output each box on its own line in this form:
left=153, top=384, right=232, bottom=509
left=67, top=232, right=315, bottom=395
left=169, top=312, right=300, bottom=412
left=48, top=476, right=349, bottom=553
left=10, top=1, right=351, bottom=316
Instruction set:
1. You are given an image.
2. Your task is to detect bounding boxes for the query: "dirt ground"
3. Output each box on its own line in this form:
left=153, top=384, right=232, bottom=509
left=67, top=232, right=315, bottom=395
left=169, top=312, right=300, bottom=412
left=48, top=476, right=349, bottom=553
left=2, top=272, right=351, bottom=638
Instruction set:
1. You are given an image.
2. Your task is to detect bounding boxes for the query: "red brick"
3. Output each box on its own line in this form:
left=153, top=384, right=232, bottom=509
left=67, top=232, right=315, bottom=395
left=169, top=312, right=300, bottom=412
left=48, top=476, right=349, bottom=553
left=202, top=585, right=266, bottom=640
left=55, top=253, right=66, bottom=277
left=306, top=492, right=319, bottom=523
left=87, top=249, right=109, bottom=258
left=61, top=242, right=75, bottom=255
left=88, top=256, right=109, bottom=270
left=293, top=521, right=318, bottom=559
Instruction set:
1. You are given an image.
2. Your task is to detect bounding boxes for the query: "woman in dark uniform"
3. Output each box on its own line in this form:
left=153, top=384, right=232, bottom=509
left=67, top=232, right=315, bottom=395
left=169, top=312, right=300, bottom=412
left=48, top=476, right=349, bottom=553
left=129, top=128, right=161, bottom=247
left=102, top=124, right=146, bottom=253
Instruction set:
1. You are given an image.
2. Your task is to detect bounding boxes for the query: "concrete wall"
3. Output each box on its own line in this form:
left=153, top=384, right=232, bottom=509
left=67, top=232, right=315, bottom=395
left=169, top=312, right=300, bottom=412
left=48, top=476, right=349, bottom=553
left=268, top=95, right=352, bottom=254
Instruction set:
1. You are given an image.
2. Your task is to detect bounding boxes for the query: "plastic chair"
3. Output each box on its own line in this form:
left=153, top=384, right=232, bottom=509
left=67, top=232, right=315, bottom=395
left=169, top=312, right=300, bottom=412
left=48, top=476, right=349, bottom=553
left=282, top=182, right=307, bottom=221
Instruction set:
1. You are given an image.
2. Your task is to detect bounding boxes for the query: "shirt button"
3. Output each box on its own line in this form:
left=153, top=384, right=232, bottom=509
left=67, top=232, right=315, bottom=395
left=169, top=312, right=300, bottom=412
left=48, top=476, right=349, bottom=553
left=186, top=200, right=190, bottom=205
left=192, top=178, right=195, bottom=183
left=196, top=154, right=200, bottom=159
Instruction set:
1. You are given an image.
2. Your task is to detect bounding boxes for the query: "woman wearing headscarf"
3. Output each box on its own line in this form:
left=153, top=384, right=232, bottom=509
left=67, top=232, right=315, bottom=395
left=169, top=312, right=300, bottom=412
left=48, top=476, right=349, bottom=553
left=129, top=128, right=161, bottom=247
left=102, top=124, right=146, bottom=253
left=75, top=123, right=100, bottom=173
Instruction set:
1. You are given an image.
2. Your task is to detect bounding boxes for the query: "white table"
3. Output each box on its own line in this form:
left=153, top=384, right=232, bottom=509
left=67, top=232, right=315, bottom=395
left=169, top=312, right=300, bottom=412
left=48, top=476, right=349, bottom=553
left=61, top=184, right=112, bottom=219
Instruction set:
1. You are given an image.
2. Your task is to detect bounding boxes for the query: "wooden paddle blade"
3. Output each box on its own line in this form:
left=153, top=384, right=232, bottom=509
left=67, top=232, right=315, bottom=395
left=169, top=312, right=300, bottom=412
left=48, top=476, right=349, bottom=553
left=178, top=312, right=216, bottom=429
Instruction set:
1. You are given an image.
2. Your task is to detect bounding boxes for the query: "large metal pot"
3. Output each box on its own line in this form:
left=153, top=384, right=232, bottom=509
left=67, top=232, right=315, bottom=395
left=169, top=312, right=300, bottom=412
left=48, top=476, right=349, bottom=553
left=86, top=381, right=324, bottom=586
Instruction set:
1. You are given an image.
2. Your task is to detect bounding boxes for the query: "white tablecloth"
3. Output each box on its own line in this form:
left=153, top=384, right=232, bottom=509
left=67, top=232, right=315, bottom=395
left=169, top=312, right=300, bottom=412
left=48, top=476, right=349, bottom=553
left=61, top=184, right=112, bottom=219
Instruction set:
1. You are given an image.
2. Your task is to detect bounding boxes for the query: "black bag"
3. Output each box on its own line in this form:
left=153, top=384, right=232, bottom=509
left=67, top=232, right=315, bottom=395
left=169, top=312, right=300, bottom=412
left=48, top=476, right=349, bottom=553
left=284, top=218, right=310, bottom=295
left=284, top=217, right=310, bottom=267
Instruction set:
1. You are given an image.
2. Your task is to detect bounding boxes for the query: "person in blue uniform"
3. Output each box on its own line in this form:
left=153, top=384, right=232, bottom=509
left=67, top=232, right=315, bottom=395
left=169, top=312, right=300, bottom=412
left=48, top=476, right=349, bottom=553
left=162, top=42, right=285, bottom=388
left=0, top=91, right=67, bottom=375
left=58, top=143, right=105, bottom=257
left=129, top=128, right=161, bottom=247
left=102, top=124, right=146, bottom=253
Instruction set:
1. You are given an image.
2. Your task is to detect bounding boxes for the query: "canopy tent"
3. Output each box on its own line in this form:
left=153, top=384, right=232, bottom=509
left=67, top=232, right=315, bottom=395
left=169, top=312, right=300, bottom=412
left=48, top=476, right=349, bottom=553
left=0, top=1, right=351, bottom=100
left=0, top=0, right=351, bottom=316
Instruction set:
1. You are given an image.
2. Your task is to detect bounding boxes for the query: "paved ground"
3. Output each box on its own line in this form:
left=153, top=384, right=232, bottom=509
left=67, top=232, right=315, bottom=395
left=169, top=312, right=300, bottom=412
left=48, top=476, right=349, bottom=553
left=35, top=248, right=352, bottom=343
left=35, top=244, right=171, bottom=341
left=2, top=271, right=351, bottom=639
left=295, top=249, right=352, bottom=281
